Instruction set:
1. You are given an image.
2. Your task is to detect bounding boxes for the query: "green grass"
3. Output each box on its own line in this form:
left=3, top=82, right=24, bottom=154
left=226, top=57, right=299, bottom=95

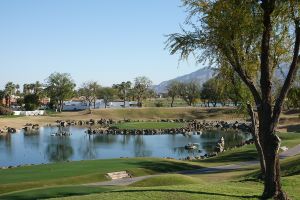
left=280, top=154, right=300, bottom=176
left=0, top=186, right=114, bottom=200
left=112, top=122, right=186, bottom=130
left=89, top=107, right=239, bottom=121
left=54, top=175, right=300, bottom=200
left=52, top=180, right=263, bottom=200
left=129, top=174, right=201, bottom=187
left=0, top=158, right=202, bottom=194
left=195, top=131, right=300, bottom=167
left=0, top=132, right=299, bottom=199
left=143, top=98, right=189, bottom=107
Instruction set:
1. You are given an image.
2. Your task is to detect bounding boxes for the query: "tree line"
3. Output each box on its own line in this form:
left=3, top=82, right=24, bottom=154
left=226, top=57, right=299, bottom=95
left=0, top=73, right=155, bottom=112
left=1, top=70, right=298, bottom=113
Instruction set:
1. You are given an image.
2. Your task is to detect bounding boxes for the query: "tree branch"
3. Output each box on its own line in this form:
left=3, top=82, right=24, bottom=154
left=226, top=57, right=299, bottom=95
left=272, top=20, right=300, bottom=128
left=224, top=46, right=262, bottom=106
left=247, top=102, right=266, bottom=176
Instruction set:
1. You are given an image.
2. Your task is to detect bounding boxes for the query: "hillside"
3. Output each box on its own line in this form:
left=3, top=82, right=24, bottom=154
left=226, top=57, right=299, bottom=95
left=153, top=67, right=215, bottom=94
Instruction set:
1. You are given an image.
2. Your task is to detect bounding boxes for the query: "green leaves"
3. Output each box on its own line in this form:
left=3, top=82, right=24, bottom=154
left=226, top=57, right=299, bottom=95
left=45, top=72, right=76, bottom=111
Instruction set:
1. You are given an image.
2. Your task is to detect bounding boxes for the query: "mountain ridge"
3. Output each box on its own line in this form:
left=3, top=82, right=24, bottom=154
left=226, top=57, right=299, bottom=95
left=153, top=67, right=215, bottom=93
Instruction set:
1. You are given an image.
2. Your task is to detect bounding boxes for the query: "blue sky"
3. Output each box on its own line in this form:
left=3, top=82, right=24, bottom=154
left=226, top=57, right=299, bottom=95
left=0, top=0, right=201, bottom=89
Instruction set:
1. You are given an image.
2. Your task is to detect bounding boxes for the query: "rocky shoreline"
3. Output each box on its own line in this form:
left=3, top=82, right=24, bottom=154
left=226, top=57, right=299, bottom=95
left=1, top=118, right=252, bottom=135
left=82, top=119, right=251, bottom=135
left=0, top=118, right=253, bottom=169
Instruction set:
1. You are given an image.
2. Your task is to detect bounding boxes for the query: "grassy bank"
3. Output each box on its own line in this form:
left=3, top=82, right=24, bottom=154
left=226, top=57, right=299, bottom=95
left=112, top=122, right=186, bottom=130
left=0, top=107, right=239, bottom=130
left=0, top=158, right=202, bottom=195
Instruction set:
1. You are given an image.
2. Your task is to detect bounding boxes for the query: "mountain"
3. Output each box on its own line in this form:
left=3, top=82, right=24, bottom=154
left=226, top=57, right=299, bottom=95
left=153, top=67, right=215, bottom=94
left=153, top=64, right=291, bottom=94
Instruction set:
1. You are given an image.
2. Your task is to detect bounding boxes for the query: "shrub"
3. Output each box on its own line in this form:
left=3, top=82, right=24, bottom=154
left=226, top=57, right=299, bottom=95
left=155, top=101, right=164, bottom=107
left=0, top=106, right=13, bottom=115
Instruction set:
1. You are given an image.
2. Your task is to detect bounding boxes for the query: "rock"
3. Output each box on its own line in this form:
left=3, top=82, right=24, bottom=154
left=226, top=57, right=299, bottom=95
left=7, top=127, right=17, bottom=133
left=280, top=146, right=288, bottom=151
left=215, top=137, right=225, bottom=153
left=186, top=156, right=195, bottom=161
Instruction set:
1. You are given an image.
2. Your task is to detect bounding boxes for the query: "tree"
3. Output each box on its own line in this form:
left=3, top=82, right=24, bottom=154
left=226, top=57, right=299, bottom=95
left=167, top=1, right=300, bottom=199
left=178, top=81, right=200, bottom=106
left=45, top=73, right=76, bottom=112
left=113, top=81, right=132, bottom=107
left=201, top=77, right=226, bottom=107
left=286, top=72, right=300, bottom=109
left=0, top=90, right=5, bottom=106
left=166, top=81, right=180, bottom=107
left=78, top=81, right=100, bottom=111
left=23, top=81, right=45, bottom=102
left=4, top=82, right=17, bottom=107
left=133, top=76, right=153, bottom=107
left=97, top=87, right=116, bottom=108
left=286, top=87, right=300, bottom=109
left=24, top=94, right=40, bottom=111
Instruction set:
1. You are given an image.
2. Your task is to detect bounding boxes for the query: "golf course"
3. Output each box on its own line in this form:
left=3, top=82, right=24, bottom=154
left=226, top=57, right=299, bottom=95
left=0, top=112, right=300, bottom=200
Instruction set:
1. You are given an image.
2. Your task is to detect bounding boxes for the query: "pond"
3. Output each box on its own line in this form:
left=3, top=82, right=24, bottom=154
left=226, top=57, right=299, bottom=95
left=0, top=126, right=251, bottom=167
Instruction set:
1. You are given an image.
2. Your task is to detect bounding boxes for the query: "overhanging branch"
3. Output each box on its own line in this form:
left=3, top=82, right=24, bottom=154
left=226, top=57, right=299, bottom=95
left=272, top=21, right=300, bottom=127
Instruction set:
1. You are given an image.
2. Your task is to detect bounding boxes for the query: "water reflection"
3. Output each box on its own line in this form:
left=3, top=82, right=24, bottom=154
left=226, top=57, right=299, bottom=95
left=78, top=136, right=98, bottom=160
left=45, top=138, right=74, bottom=162
left=0, top=134, right=12, bottom=155
left=0, top=126, right=251, bottom=167
left=133, top=135, right=152, bottom=157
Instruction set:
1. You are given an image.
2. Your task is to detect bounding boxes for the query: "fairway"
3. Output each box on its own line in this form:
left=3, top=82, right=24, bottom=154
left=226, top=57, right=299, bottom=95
left=0, top=158, right=202, bottom=195
left=112, top=122, right=186, bottom=130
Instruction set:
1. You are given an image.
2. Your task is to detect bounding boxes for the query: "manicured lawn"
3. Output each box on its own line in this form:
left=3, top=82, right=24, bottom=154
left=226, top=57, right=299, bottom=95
left=55, top=175, right=300, bottom=200
left=0, top=186, right=114, bottom=200
left=0, top=158, right=202, bottom=194
left=112, top=122, right=186, bottom=130
left=129, top=174, right=202, bottom=187
left=195, top=132, right=300, bottom=167
left=0, top=132, right=299, bottom=199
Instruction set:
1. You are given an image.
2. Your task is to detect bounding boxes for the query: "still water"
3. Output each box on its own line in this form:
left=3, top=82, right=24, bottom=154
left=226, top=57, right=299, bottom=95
left=0, top=126, right=251, bottom=167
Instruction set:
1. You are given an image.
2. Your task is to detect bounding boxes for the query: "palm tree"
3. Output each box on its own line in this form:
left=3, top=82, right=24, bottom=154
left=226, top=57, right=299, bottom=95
left=113, top=81, right=132, bottom=107
left=4, top=82, right=17, bottom=107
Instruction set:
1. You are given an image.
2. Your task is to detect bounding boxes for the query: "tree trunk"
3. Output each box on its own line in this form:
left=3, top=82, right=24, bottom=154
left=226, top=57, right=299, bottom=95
left=258, top=106, right=288, bottom=200
left=247, top=103, right=265, bottom=177
left=58, top=100, right=62, bottom=112
left=170, top=97, right=175, bottom=107
left=261, top=132, right=287, bottom=200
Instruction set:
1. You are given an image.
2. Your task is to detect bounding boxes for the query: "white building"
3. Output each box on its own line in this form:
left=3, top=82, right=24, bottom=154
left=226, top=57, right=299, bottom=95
left=63, top=100, right=105, bottom=111
left=62, top=100, right=139, bottom=111
left=107, top=101, right=138, bottom=108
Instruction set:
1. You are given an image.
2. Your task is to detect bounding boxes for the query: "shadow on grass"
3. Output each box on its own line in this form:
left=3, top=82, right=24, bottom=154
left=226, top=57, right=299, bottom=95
left=180, top=166, right=256, bottom=175
left=285, top=124, right=300, bottom=133
left=197, top=149, right=258, bottom=164
left=110, top=189, right=261, bottom=199
left=0, top=186, right=112, bottom=200
left=125, top=160, right=203, bottom=174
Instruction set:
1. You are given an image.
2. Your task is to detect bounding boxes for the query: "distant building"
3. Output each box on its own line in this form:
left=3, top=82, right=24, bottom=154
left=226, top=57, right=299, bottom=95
left=106, top=101, right=127, bottom=108
left=106, top=101, right=138, bottom=108
left=63, top=99, right=106, bottom=111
